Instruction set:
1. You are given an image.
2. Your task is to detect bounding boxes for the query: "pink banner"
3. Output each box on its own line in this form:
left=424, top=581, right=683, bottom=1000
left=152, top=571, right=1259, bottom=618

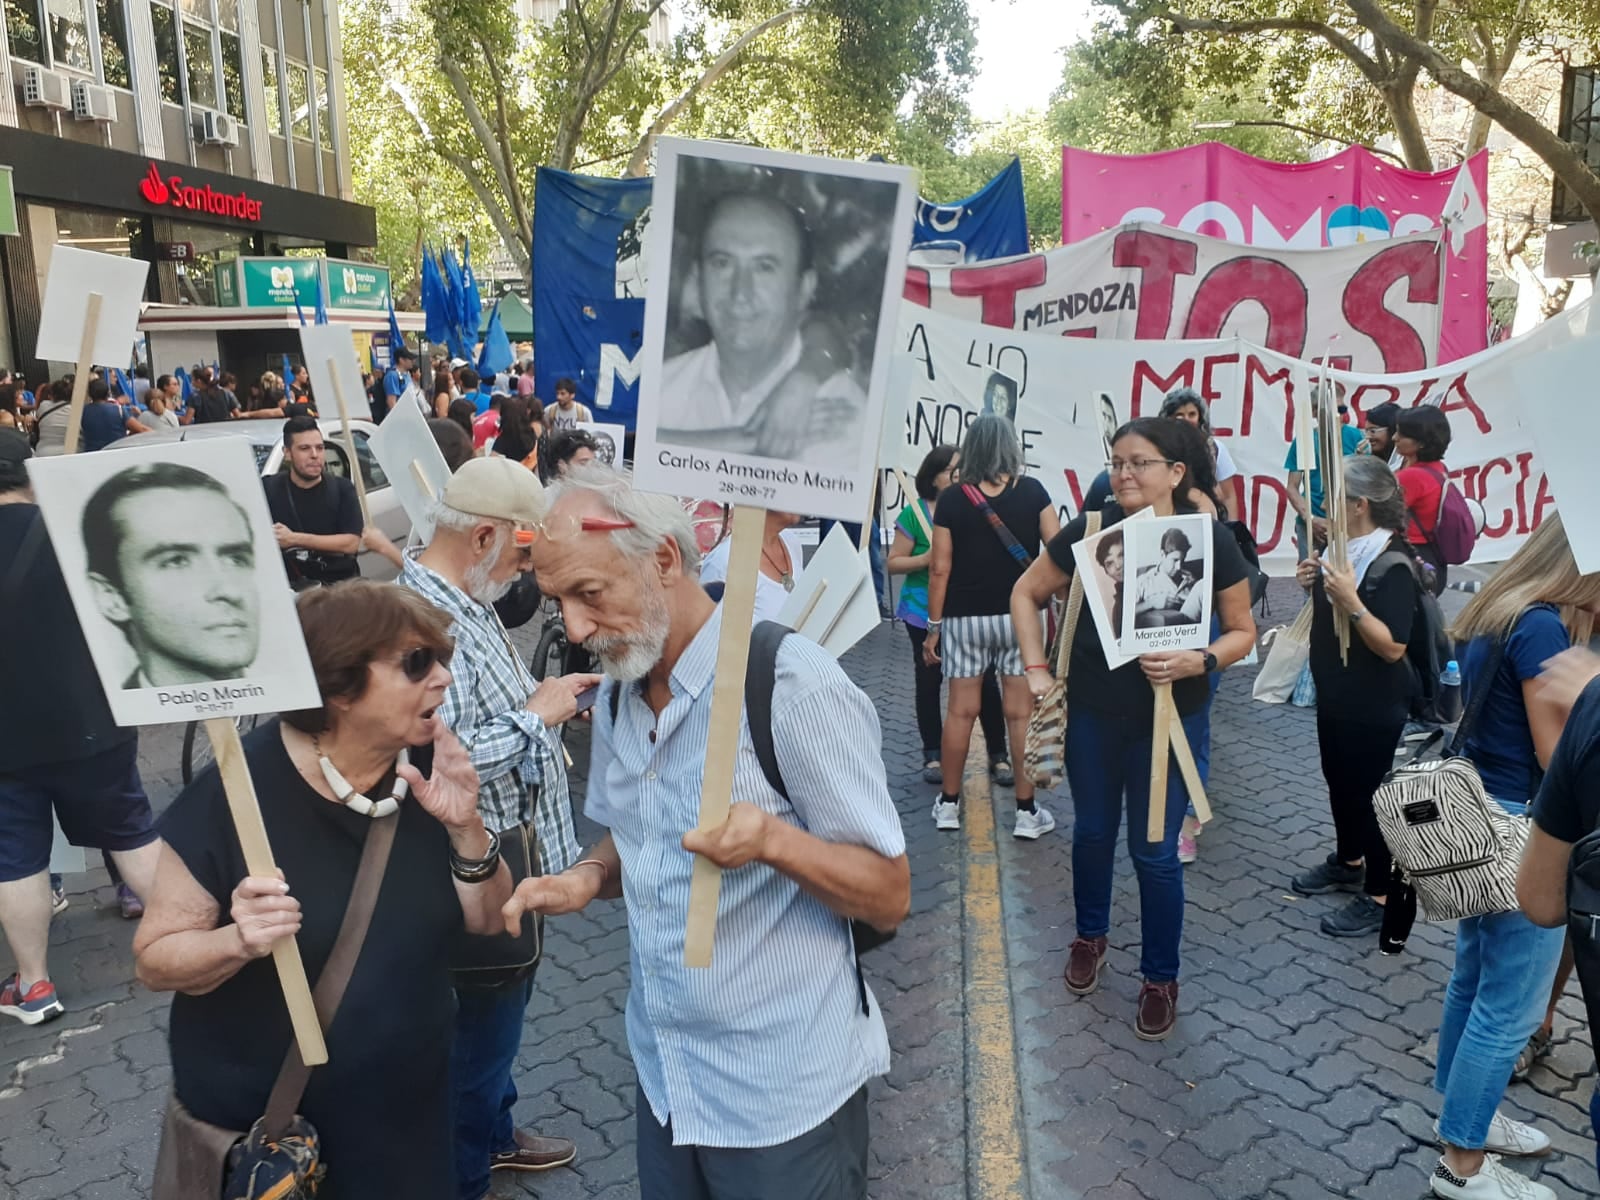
left=1061, top=143, right=1489, bottom=364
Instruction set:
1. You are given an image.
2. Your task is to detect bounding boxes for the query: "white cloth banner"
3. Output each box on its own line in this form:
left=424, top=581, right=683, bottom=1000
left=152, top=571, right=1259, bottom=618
left=904, top=222, right=1447, bottom=375
left=880, top=300, right=1596, bottom=570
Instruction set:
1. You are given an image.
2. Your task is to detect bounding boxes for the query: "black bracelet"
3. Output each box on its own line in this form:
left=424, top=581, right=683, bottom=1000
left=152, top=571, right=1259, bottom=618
left=449, top=828, right=501, bottom=883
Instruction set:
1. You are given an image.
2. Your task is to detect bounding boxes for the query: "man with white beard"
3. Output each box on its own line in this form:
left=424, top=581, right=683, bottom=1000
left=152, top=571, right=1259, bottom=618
left=502, top=466, right=909, bottom=1200
left=398, top=456, right=600, bottom=1200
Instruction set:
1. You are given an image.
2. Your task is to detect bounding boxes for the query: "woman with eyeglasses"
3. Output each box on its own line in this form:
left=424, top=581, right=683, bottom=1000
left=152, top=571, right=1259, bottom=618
left=1287, top=457, right=1421, bottom=941
left=1011, top=417, right=1255, bottom=1041
left=134, top=582, right=513, bottom=1199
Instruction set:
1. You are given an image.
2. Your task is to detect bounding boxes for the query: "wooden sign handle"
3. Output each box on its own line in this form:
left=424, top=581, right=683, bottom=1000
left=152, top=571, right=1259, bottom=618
left=1168, top=715, right=1211, bottom=825
left=204, top=719, right=328, bottom=1066
left=327, top=357, right=372, bottom=530
left=893, top=467, right=933, bottom=541
left=1147, top=682, right=1175, bottom=844
left=792, top=577, right=828, bottom=635
left=684, top=504, right=765, bottom=968
left=61, top=292, right=103, bottom=456
left=409, top=458, right=436, bottom=500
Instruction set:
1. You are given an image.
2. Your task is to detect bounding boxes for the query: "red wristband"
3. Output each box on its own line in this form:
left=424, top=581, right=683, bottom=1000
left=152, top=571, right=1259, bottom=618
left=1024, top=664, right=1050, bottom=672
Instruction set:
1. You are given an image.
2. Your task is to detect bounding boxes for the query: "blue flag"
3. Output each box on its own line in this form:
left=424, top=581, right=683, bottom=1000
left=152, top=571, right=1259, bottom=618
left=476, top=298, right=513, bottom=378
left=461, top=237, right=484, bottom=338
left=293, top=291, right=308, bottom=327
left=912, top=157, right=1030, bottom=263
left=420, top=249, right=450, bottom=345
left=314, top=273, right=329, bottom=326
left=440, top=247, right=472, bottom=361
left=387, top=294, right=407, bottom=358
left=281, top=353, right=295, bottom=384
left=112, top=367, right=133, bottom=401
left=174, top=365, right=193, bottom=405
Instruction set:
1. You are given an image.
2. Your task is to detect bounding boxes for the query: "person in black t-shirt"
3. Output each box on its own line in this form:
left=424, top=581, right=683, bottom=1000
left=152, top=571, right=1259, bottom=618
left=1286, top=456, right=1421, bottom=941
left=0, top=438, right=160, bottom=1027
left=925, top=415, right=1060, bottom=840
left=1011, top=417, right=1255, bottom=1043
left=263, top=416, right=362, bottom=586
left=188, top=366, right=239, bottom=424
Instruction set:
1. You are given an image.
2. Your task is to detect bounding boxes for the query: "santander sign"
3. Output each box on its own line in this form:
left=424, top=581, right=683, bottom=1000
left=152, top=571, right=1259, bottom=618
left=139, top=161, right=263, bottom=223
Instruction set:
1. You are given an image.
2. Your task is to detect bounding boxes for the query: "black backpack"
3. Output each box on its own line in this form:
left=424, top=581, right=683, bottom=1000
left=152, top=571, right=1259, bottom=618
left=606, top=618, right=893, bottom=1014
left=1569, top=828, right=1600, bottom=1044
left=1370, top=548, right=1455, bottom=726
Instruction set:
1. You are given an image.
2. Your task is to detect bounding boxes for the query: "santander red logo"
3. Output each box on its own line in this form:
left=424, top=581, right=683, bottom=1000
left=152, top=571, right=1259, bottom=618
left=140, top=162, right=170, bottom=205
left=137, top=160, right=263, bottom=223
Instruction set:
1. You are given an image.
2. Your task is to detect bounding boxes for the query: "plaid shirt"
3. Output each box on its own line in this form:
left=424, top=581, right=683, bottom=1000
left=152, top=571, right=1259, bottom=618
left=399, top=554, right=580, bottom=872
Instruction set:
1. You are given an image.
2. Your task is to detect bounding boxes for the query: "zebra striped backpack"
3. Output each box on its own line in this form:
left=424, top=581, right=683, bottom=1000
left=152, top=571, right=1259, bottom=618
left=1374, top=638, right=1531, bottom=922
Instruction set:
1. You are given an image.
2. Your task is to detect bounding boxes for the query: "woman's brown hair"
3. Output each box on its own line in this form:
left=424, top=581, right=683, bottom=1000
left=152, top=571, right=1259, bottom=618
left=282, top=581, right=454, bottom=733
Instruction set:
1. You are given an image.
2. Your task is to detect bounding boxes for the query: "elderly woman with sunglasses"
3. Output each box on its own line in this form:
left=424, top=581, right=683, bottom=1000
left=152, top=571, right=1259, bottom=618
left=134, top=581, right=512, bottom=1200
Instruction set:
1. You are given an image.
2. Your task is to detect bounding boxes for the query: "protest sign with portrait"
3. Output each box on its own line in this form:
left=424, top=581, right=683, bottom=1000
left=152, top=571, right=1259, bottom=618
left=25, top=438, right=318, bottom=726
left=1120, top=513, right=1215, bottom=655
left=633, top=136, right=916, bottom=523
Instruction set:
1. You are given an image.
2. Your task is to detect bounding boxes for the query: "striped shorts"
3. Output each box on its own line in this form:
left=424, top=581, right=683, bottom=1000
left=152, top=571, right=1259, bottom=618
left=941, top=614, right=1023, bottom=679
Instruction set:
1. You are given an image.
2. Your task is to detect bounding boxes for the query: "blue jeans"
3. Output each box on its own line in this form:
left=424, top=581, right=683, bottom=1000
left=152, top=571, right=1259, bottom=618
left=1434, top=803, right=1566, bottom=1149
left=1066, top=707, right=1202, bottom=982
left=451, top=976, right=534, bottom=1200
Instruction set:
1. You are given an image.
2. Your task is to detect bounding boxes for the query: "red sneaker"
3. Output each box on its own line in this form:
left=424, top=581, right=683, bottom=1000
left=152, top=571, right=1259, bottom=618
left=0, top=973, right=64, bottom=1025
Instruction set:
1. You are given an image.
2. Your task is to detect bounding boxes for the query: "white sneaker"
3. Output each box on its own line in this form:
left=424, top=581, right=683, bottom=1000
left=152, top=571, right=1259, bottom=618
left=1433, top=1112, right=1552, bottom=1158
left=1013, top=805, right=1055, bottom=840
left=1430, top=1154, right=1555, bottom=1200
left=932, top=800, right=960, bottom=831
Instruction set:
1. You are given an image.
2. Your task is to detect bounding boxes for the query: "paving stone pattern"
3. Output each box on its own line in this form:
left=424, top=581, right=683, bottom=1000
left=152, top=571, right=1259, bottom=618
left=2, top=586, right=1595, bottom=1199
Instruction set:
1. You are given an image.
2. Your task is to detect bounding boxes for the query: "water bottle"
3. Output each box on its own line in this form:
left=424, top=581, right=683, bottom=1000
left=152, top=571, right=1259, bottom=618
left=1438, top=660, right=1464, bottom=724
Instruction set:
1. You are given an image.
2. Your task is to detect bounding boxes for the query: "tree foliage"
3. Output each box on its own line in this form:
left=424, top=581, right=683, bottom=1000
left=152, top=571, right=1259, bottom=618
left=343, top=0, right=975, bottom=281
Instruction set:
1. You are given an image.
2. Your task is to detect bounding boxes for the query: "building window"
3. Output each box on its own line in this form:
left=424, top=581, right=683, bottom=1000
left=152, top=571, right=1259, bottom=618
left=1555, top=66, right=1600, bottom=225
left=261, top=45, right=283, bottom=135
left=150, top=0, right=182, bottom=103
left=220, top=30, right=244, bottom=116
left=313, top=66, right=328, bottom=139
left=96, top=0, right=130, bottom=87
left=49, top=0, right=93, bottom=72
left=287, top=59, right=310, bottom=140
left=182, top=19, right=216, bottom=107
left=5, top=0, right=45, bottom=63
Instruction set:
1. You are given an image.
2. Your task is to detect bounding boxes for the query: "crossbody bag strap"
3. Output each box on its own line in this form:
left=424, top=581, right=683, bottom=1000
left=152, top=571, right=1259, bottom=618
left=962, top=483, right=1033, bottom=569
left=262, top=812, right=400, bottom=1137
left=1446, top=635, right=1509, bottom=759
left=1053, top=511, right=1101, bottom=676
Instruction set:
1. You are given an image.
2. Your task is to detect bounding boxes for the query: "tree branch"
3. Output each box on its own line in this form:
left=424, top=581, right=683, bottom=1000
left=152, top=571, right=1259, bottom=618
left=1345, top=0, right=1600, bottom=224
left=471, top=25, right=531, bottom=245
left=623, top=7, right=805, bottom=178
left=1106, top=3, right=1384, bottom=85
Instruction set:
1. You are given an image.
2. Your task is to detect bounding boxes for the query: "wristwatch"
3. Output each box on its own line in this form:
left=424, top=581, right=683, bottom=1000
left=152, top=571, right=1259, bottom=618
left=1201, top=651, right=1219, bottom=674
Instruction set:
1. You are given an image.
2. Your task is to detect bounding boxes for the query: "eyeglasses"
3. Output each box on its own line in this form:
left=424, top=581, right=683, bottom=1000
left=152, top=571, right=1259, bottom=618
left=394, top=644, right=453, bottom=683
left=1107, top=457, right=1176, bottom=477
left=511, top=514, right=636, bottom=548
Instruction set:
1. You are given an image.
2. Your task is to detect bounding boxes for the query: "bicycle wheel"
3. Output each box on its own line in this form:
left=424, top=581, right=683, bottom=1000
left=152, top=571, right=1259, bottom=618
left=531, top=622, right=569, bottom=683
left=181, top=712, right=263, bottom=785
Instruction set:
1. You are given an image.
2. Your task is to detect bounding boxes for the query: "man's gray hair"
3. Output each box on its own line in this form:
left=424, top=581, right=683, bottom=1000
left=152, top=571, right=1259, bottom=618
left=959, top=413, right=1025, bottom=484
left=430, top=500, right=502, bottom=533
left=546, top=464, right=702, bottom=574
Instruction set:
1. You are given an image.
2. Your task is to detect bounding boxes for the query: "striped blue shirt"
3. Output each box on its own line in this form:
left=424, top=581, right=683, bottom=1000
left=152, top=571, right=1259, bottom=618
left=588, top=607, right=905, bottom=1148
left=398, top=554, right=579, bottom=871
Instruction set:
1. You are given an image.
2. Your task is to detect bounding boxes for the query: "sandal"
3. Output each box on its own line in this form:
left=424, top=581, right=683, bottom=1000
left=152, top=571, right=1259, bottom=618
left=989, top=759, right=1015, bottom=787
left=1512, top=1027, right=1553, bottom=1081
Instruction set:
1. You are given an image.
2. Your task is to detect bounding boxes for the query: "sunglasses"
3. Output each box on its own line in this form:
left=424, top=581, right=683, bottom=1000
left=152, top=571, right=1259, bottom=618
left=393, top=644, right=452, bottom=682
left=511, top=514, right=635, bottom=548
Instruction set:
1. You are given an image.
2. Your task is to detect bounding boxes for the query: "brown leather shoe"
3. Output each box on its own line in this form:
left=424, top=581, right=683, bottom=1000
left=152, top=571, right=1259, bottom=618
left=1063, top=936, right=1108, bottom=995
left=489, top=1129, right=577, bottom=1173
left=1135, top=980, right=1179, bottom=1041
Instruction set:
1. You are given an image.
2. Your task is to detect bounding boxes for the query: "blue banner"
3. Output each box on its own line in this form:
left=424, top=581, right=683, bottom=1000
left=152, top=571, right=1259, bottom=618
left=912, top=157, right=1029, bottom=263
left=531, top=167, right=653, bottom=428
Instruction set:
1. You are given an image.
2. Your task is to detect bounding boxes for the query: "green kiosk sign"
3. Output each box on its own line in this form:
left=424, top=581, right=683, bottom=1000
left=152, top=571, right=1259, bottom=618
left=0, top=166, right=17, bottom=238
left=326, top=261, right=390, bottom=310
left=237, top=257, right=320, bottom=307
left=213, top=260, right=239, bottom=306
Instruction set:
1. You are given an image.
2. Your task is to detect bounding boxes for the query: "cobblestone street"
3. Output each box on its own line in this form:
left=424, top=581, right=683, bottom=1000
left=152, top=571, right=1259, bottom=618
left=2, top=582, right=1594, bottom=1198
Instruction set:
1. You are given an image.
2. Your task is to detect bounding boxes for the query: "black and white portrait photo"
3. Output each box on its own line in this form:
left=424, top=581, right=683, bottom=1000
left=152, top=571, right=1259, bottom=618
left=1121, top=514, right=1214, bottom=654
left=577, top=422, right=625, bottom=468
left=634, top=137, right=916, bottom=523
left=1071, top=509, right=1152, bottom=669
left=26, top=438, right=320, bottom=727
left=983, top=371, right=1018, bottom=423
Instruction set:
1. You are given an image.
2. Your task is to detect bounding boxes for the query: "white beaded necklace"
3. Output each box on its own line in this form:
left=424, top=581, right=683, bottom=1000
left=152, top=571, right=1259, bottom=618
left=314, top=739, right=409, bottom=818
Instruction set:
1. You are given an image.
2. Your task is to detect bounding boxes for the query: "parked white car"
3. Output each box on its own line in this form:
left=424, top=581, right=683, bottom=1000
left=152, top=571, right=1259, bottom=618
left=105, top=418, right=411, bottom=578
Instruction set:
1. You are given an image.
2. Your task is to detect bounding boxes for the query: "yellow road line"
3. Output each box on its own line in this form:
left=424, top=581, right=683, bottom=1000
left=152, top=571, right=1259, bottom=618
left=962, top=738, right=1026, bottom=1199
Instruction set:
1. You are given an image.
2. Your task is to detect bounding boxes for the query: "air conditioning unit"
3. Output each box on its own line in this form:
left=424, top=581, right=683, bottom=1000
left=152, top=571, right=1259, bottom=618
left=71, top=80, right=116, bottom=122
left=193, top=109, right=240, bottom=147
left=20, top=65, right=70, bottom=110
